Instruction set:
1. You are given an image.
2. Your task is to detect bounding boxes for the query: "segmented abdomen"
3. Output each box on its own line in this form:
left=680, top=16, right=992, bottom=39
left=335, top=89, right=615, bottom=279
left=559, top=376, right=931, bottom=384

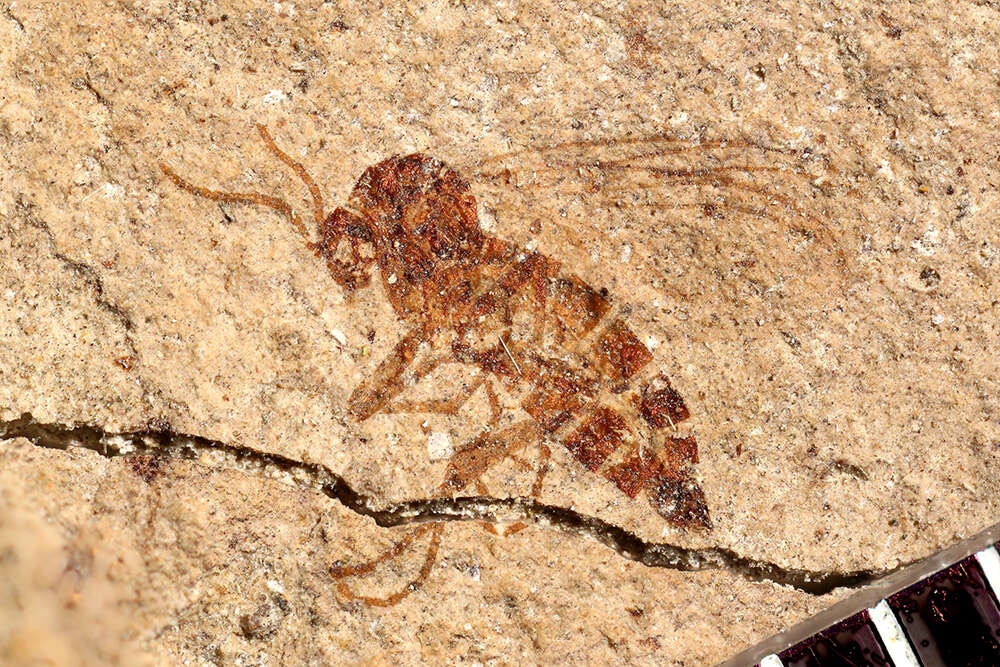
left=520, top=272, right=710, bottom=529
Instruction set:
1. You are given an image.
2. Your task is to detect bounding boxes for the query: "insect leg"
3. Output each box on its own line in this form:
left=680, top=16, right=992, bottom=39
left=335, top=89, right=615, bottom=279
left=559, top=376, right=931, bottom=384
left=348, top=329, right=433, bottom=420
left=330, top=524, right=433, bottom=578
left=484, top=380, right=502, bottom=423
left=472, top=480, right=501, bottom=536
left=530, top=442, right=551, bottom=498
left=386, top=372, right=487, bottom=415
left=331, top=523, right=445, bottom=607
left=438, top=419, right=542, bottom=495
left=471, top=471, right=528, bottom=538
left=483, top=441, right=550, bottom=537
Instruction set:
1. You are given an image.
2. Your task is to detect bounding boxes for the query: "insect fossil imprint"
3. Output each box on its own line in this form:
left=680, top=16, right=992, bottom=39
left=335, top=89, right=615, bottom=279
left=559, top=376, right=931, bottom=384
left=161, top=124, right=830, bottom=606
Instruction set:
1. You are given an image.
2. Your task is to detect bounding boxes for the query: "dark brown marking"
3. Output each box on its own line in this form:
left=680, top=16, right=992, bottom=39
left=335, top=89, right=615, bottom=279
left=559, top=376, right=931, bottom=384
left=522, top=387, right=582, bottom=432
left=563, top=407, right=629, bottom=472
left=593, top=319, right=653, bottom=383
left=662, top=435, right=699, bottom=469
left=639, top=636, right=662, bottom=651
left=878, top=11, right=903, bottom=39
left=550, top=275, right=611, bottom=337
left=441, top=420, right=542, bottom=494
left=649, top=474, right=711, bottom=529
left=638, top=375, right=690, bottom=427
left=604, top=449, right=662, bottom=498
left=128, top=454, right=164, bottom=484
left=520, top=356, right=594, bottom=432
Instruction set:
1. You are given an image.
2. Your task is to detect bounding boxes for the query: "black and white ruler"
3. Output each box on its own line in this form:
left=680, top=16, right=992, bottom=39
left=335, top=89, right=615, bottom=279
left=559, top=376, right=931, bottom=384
left=720, top=520, right=1000, bottom=667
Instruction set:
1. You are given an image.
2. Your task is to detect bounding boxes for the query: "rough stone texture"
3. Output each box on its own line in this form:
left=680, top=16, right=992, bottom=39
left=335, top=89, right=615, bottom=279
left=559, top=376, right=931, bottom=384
left=1, top=1, right=998, bottom=664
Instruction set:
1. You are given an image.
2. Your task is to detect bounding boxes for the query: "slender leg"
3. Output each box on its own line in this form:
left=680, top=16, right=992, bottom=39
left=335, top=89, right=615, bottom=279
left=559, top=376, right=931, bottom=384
left=438, top=419, right=542, bottom=494
left=348, top=329, right=428, bottom=420
left=330, top=524, right=433, bottom=578
left=469, top=442, right=548, bottom=538
left=530, top=443, right=552, bottom=498
left=456, top=422, right=552, bottom=539
left=334, top=416, right=550, bottom=604
left=387, top=373, right=487, bottom=415
left=501, top=441, right=551, bottom=537
left=332, top=523, right=444, bottom=607
left=484, top=380, right=502, bottom=422
left=474, top=480, right=500, bottom=536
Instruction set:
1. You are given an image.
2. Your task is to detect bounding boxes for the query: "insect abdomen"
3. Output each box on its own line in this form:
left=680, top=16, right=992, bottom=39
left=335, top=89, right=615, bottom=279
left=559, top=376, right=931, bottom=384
left=514, top=271, right=710, bottom=529
left=554, top=306, right=710, bottom=528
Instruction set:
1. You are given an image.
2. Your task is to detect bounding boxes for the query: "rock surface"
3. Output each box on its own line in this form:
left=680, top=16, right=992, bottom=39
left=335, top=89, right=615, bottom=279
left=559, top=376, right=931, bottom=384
left=1, top=1, right=998, bottom=664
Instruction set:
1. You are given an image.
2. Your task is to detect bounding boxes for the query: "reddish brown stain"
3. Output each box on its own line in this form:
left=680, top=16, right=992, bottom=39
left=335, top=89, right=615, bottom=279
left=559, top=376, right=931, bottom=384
left=604, top=449, right=662, bottom=498
left=594, top=319, right=654, bottom=383
left=564, top=407, right=629, bottom=472
left=551, top=276, right=611, bottom=337
left=650, top=474, right=711, bottom=529
left=637, top=375, right=690, bottom=428
left=662, top=435, right=699, bottom=468
left=639, top=636, right=662, bottom=651
left=128, top=454, right=164, bottom=484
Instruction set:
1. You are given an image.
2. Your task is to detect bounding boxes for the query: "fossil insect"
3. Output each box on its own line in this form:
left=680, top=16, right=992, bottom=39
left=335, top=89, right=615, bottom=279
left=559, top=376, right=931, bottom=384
left=160, top=124, right=838, bottom=606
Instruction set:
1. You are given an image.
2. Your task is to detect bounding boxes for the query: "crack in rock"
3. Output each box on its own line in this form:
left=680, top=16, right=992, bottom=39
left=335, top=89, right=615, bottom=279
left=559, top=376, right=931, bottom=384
left=15, top=196, right=135, bottom=336
left=4, top=6, right=25, bottom=32
left=0, top=413, right=901, bottom=595
left=12, top=196, right=184, bottom=417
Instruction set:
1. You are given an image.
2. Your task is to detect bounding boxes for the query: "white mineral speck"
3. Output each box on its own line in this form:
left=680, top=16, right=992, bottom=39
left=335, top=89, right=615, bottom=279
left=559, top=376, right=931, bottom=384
left=101, top=183, right=125, bottom=200
left=478, top=205, right=497, bottom=232
left=426, top=431, right=453, bottom=461
left=911, top=226, right=940, bottom=255
left=262, top=89, right=288, bottom=104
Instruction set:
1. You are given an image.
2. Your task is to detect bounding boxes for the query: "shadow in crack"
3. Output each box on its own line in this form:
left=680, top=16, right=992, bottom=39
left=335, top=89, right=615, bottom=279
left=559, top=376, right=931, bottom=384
left=0, top=412, right=899, bottom=594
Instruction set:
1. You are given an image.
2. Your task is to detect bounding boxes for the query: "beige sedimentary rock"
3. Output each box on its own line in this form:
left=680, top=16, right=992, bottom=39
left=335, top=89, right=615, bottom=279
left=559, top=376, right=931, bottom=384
left=1, top=1, right=998, bottom=664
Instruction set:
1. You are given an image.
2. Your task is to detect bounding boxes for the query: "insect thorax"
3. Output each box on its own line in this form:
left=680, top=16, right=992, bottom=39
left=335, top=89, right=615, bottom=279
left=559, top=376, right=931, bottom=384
left=348, top=154, right=488, bottom=322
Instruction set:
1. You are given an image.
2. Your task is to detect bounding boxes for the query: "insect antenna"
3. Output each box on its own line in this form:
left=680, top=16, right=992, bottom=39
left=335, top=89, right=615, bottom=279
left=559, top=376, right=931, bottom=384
left=254, top=124, right=325, bottom=228
left=159, top=162, right=310, bottom=239
left=159, top=124, right=329, bottom=243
